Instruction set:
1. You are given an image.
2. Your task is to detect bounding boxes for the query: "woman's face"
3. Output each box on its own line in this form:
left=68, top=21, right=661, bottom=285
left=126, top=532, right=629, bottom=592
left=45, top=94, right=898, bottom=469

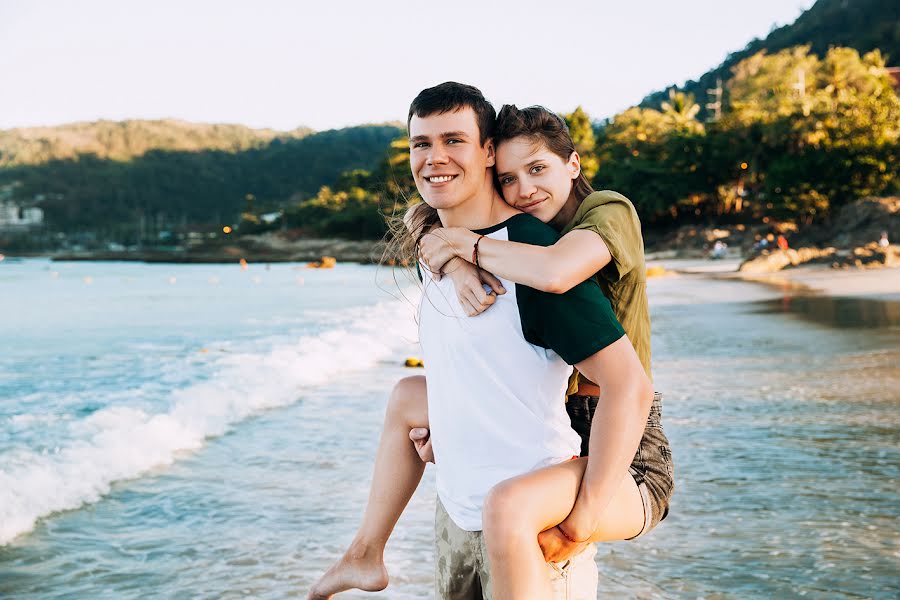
left=495, top=136, right=580, bottom=224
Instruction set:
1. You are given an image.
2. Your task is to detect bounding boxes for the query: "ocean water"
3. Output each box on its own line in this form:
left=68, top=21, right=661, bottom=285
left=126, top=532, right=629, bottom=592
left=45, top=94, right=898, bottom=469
left=1, top=258, right=898, bottom=599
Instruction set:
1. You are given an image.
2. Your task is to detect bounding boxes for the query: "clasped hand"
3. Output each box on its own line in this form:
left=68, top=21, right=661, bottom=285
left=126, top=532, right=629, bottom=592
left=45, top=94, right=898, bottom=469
left=418, top=229, right=505, bottom=317
left=537, top=526, right=592, bottom=564
left=540, top=498, right=602, bottom=562
left=418, top=228, right=465, bottom=276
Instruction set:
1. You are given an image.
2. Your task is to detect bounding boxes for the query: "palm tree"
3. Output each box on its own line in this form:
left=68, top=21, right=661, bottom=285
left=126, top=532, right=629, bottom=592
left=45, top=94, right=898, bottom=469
left=661, top=89, right=701, bottom=125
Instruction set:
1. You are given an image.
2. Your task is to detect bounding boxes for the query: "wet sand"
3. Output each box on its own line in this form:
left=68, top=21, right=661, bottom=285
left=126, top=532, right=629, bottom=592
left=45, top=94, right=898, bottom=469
left=652, top=258, right=900, bottom=301
left=730, top=264, right=900, bottom=301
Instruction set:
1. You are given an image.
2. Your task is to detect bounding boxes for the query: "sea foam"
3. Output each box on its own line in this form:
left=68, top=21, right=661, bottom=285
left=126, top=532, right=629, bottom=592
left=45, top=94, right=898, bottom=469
left=0, top=297, right=419, bottom=545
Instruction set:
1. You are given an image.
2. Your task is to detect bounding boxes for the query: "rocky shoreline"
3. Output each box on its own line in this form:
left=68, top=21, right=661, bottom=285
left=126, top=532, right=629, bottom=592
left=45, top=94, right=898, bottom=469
left=645, top=197, right=899, bottom=273
left=46, top=234, right=388, bottom=265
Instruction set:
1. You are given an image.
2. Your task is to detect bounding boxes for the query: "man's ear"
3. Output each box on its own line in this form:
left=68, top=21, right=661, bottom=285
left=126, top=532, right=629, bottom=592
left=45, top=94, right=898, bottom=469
left=485, top=139, right=496, bottom=168
left=567, top=151, right=581, bottom=179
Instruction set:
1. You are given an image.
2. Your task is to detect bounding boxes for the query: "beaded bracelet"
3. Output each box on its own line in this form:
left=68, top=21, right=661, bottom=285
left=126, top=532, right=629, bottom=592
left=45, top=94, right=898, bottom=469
left=472, top=235, right=485, bottom=268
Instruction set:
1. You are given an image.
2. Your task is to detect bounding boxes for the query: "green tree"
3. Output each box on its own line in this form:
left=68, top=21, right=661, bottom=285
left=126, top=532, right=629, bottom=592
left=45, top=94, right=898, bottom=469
left=564, top=106, right=599, bottom=180
left=660, top=89, right=701, bottom=125
left=720, top=46, right=900, bottom=220
left=593, top=105, right=708, bottom=219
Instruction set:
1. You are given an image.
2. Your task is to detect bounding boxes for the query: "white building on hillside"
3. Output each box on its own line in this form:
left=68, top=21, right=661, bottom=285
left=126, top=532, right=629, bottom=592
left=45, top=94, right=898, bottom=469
left=0, top=201, right=44, bottom=230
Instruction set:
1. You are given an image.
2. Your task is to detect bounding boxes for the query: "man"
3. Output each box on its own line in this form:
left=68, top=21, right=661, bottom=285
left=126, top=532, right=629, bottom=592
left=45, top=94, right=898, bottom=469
left=407, top=82, right=652, bottom=599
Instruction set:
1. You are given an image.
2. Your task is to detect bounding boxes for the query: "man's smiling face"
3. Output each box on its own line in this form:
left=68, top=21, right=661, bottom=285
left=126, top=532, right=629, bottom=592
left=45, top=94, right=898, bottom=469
left=408, top=107, right=495, bottom=210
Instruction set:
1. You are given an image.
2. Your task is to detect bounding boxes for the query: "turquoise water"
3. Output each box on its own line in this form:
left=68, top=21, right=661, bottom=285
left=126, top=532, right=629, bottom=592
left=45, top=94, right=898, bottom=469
left=1, top=259, right=898, bottom=598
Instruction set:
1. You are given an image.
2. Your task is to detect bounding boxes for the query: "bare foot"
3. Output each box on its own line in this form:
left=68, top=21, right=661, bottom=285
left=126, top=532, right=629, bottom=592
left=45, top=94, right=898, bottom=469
left=307, top=545, right=389, bottom=600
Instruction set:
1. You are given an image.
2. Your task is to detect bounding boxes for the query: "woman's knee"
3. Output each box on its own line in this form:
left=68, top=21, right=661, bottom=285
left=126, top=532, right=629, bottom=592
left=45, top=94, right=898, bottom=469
left=386, top=376, right=427, bottom=427
left=482, top=479, right=535, bottom=546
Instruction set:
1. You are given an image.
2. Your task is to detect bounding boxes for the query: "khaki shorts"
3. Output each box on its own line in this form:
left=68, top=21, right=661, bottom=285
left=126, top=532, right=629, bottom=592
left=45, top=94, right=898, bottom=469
left=435, top=498, right=598, bottom=600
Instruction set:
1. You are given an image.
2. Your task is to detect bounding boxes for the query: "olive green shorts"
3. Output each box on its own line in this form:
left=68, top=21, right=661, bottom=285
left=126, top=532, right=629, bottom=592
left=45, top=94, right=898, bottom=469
left=434, top=498, right=598, bottom=600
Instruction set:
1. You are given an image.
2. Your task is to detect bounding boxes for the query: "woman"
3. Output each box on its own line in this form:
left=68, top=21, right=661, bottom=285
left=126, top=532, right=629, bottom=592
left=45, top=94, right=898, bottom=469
left=308, top=105, right=674, bottom=599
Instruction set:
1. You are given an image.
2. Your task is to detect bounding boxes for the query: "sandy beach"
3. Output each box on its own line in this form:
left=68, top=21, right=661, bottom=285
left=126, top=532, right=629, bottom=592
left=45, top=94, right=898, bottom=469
left=652, top=257, right=900, bottom=301
left=728, top=264, right=900, bottom=300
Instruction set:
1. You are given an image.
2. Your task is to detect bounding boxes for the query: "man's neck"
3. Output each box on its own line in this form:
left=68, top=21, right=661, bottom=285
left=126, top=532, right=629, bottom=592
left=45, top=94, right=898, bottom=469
left=437, top=181, right=518, bottom=231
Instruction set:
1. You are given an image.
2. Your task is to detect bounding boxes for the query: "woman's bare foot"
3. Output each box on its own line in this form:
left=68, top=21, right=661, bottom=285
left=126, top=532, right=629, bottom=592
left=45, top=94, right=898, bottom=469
left=307, top=543, right=389, bottom=600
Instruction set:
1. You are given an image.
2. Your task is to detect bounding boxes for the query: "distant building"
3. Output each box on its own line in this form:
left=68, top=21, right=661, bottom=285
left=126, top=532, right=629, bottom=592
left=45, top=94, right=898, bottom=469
left=24, top=207, right=43, bottom=223
left=0, top=201, right=44, bottom=230
left=260, top=211, right=282, bottom=225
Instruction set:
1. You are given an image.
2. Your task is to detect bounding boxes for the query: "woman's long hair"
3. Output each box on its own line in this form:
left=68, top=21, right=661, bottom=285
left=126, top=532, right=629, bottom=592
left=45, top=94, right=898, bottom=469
left=494, top=104, right=594, bottom=204
left=382, top=200, right=439, bottom=268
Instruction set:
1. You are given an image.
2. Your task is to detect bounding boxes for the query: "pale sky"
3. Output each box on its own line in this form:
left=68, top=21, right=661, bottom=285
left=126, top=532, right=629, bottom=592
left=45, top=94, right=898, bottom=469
left=0, top=0, right=817, bottom=131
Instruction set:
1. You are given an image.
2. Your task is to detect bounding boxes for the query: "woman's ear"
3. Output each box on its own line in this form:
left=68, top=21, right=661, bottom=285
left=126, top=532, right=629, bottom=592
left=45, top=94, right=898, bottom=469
left=568, top=151, right=581, bottom=179
left=485, top=139, right=496, bottom=168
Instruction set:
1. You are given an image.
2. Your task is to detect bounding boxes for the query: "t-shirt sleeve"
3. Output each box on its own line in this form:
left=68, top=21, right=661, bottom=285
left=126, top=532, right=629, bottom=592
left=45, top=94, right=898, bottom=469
left=518, top=279, right=625, bottom=365
left=567, top=192, right=643, bottom=284
left=508, top=214, right=626, bottom=364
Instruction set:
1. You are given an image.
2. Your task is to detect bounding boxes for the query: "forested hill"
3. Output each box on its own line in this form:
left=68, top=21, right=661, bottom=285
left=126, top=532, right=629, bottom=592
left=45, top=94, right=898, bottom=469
left=640, top=0, right=899, bottom=115
left=0, top=121, right=403, bottom=231
left=0, top=119, right=314, bottom=167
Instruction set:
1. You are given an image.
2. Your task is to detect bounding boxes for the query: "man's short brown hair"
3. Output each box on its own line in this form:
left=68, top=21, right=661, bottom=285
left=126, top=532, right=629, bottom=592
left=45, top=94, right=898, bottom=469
left=407, top=82, right=496, bottom=146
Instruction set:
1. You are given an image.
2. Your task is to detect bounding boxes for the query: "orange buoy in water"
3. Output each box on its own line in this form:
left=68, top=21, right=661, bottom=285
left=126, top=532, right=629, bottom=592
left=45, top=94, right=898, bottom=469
left=306, top=256, right=337, bottom=269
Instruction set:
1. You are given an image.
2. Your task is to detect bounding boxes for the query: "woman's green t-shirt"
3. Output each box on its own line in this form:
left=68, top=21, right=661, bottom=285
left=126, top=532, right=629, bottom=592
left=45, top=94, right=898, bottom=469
left=562, top=190, right=652, bottom=392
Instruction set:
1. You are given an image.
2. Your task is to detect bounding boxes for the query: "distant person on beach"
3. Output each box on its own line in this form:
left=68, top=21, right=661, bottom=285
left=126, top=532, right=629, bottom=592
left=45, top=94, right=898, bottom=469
left=711, top=240, right=728, bottom=259
left=309, top=83, right=671, bottom=599
left=879, top=231, right=889, bottom=248
left=777, top=234, right=789, bottom=251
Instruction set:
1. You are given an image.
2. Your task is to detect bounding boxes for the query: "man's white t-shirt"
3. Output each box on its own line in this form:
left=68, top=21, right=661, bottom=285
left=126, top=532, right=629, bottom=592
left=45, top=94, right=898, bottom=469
left=419, top=213, right=625, bottom=531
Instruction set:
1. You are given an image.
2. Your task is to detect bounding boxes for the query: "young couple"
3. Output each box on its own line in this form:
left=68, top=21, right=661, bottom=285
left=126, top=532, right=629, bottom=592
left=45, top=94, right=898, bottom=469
left=309, top=82, right=674, bottom=599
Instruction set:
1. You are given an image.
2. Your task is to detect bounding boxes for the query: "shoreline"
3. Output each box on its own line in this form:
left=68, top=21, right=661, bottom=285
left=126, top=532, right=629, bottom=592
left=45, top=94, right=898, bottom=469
left=7, top=251, right=899, bottom=302
left=651, top=257, right=900, bottom=301
left=2, top=237, right=387, bottom=265
left=722, top=265, right=900, bottom=301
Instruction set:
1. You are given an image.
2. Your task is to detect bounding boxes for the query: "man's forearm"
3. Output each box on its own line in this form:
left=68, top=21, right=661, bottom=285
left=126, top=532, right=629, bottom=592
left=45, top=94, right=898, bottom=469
left=577, top=380, right=651, bottom=512
left=563, top=341, right=653, bottom=539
